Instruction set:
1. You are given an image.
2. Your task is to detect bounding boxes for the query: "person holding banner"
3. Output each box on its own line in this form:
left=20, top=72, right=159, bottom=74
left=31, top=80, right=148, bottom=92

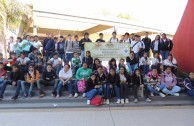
left=96, top=33, right=105, bottom=42
left=108, top=31, right=119, bottom=43
left=79, top=32, right=92, bottom=60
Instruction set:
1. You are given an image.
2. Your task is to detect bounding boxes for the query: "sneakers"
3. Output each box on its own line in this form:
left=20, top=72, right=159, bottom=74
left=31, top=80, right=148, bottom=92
left=82, top=93, right=86, bottom=97
left=11, top=95, right=18, bottom=100
left=173, top=93, right=180, bottom=96
left=74, top=93, right=78, bottom=98
left=106, top=99, right=110, bottom=105
left=125, top=99, right=129, bottom=104
left=51, top=91, right=56, bottom=97
left=68, top=94, right=73, bottom=98
left=159, top=93, right=166, bottom=97
left=56, top=94, right=60, bottom=98
left=39, top=91, right=45, bottom=97
left=121, top=99, right=124, bottom=104
left=146, top=98, right=152, bottom=102
left=150, top=93, right=154, bottom=97
left=134, top=98, right=138, bottom=103
left=116, top=99, right=121, bottom=104
left=87, top=100, right=90, bottom=105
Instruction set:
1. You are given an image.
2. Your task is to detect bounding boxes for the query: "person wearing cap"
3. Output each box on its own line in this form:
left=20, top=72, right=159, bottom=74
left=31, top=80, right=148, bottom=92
left=57, top=35, right=65, bottom=62
left=48, top=52, right=63, bottom=75
left=21, top=64, right=41, bottom=97
left=96, top=33, right=105, bottom=42
left=108, top=31, right=119, bottom=43
left=32, top=35, right=42, bottom=51
left=65, top=34, right=74, bottom=64
left=79, top=32, right=92, bottom=60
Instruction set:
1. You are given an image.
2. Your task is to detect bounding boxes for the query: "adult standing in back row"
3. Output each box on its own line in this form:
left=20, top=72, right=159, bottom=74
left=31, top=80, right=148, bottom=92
left=44, top=33, right=55, bottom=62
left=160, top=33, right=173, bottom=60
left=142, top=32, right=151, bottom=57
left=79, top=32, right=92, bottom=60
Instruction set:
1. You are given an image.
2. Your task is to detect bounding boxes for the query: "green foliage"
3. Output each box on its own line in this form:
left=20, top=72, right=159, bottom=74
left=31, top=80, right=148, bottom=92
left=117, top=13, right=132, bottom=20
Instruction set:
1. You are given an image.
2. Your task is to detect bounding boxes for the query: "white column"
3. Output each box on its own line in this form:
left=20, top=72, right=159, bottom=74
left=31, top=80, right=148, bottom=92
left=33, top=11, right=37, bottom=35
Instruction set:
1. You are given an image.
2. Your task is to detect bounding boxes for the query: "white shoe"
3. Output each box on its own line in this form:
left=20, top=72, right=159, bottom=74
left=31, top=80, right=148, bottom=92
left=121, top=99, right=124, bottom=104
left=87, top=100, right=90, bottom=105
left=125, top=99, right=129, bottom=104
left=74, top=93, right=78, bottom=98
left=146, top=98, right=152, bottom=102
left=116, top=99, right=121, bottom=104
left=173, top=93, right=180, bottom=96
left=150, top=93, right=154, bottom=97
left=82, top=93, right=86, bottom=97
left=159, top=93, right=166, bottom=97
left=106, top=99, right=110, bottom=105
left=134, top=98, right=138, bottom=103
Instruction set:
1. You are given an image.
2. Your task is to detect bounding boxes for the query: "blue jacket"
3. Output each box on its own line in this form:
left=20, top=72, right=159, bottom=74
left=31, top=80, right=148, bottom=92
left=57, top=41, right=65, bottom=54
left=184, top=77, right=194, bottom=90
left=45, top=39, right=55, bottom=51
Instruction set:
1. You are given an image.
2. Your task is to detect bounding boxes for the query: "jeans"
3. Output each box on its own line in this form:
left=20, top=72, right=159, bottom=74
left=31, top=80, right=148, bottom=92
left=133, top=85, right=149, bottom=99
left=105, top=85, right=120, bottom=99
left=0, top=79, right=7, bottom=97
left=141, top=65, right=150, bottom=75
left=73, top=80, right=79, bottom=93
left=162, top=86, right=181, bottom=95
left=81, top=50, right=85, bottom=61
left=160, top=50, right=170, bottom=60
left=127, top=63, right=138, bottom=73
left=20, top=65, right=28, bottom=73
left=147, top=84, right=165, bottom=95
left=134, top=52, right=139, bottom=59
left=45, top=51, right=53, bottom=62
left=86, top=88, right=102, bottom=100
left=66, top=53, right=74, bottom=64
left=21, top=81, right=35, bottom=95
left=53, top=64, right=62, bottom=76
left=120, top=83, right=129, bottom=99
left=185, top=90, right=194, bottom=97
left=56, top=80, right=72, bottom=95
left=58, top=53, right=65, bottom=62
left=37, top=79, right=56, bottom=91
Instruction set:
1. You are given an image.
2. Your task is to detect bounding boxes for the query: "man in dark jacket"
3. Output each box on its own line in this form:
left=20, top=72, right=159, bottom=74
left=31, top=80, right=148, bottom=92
left=6, top=64, right=25, bottom=100
left=79, top=32, right=92, bottom=60
left=37, top=63, right=57, bottom=97
left=44, top=33, right=55, bottom=62
left=57, top=35, right=65, bottom=62
left=160, top=33, right=173, bottom=60
left=142, top=32, right=151, bottom=57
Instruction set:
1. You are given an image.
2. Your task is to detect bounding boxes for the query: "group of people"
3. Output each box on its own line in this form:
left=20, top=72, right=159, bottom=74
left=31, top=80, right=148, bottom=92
left=0, top=31, right=193, bottom=105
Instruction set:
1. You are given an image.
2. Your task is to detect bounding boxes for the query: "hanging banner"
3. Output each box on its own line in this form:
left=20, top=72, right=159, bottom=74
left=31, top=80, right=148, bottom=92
left=84, top=42, right=130, bottom=60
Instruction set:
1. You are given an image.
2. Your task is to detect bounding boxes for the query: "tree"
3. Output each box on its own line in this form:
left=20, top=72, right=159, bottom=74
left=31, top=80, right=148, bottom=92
left=0, top=0, right=32, bottom=58
left=117, top=13, right=132, bottom=20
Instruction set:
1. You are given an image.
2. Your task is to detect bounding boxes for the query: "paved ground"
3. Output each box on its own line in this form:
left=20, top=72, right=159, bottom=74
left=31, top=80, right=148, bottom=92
left=0, top=106, right=193, bottom=126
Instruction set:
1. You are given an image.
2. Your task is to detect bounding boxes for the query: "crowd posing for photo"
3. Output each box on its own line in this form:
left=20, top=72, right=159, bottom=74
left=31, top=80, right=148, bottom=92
left=0, top=31, right=193, bottom=105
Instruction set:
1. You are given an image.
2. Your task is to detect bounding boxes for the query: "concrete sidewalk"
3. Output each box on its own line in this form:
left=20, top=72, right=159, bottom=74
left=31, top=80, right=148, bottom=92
left=0, top=106, right=194, bottom=126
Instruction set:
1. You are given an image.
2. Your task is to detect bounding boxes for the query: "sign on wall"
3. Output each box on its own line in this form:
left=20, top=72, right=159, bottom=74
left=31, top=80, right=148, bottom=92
left=84, top=42, right=130, bottom=60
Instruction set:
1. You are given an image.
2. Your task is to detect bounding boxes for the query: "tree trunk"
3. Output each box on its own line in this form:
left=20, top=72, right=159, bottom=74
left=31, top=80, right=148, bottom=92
left=2, top=17, right=7, bottom=59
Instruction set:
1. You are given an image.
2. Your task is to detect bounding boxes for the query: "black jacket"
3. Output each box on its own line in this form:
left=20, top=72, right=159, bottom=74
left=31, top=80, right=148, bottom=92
left=119, top=73, right=131, bottom=84
left=132, top=74, right=144, bottom=86
left=10, top=70, right=25, bottom=82
left=79, top=38, right=92, bottom=50
left=126, top=57, right=139, bottom=65
left=107, top=73, right=120, bottom=87
left=96, top=72, right=107, bottom=84
left=82, top=57, right=93, bottom=69
left=160, top=39, right=173, bottom=51
left=85, top=78, right=99, bottom=92
left=151, top=40, right=161, bottom=52
left=42, top=70, right=57, bottom=81
left=142, top=37, right=151, bottom=52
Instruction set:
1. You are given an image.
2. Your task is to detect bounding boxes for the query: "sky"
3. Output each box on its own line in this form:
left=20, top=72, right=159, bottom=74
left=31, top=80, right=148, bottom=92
left=22, top=0, right=188, bottom=35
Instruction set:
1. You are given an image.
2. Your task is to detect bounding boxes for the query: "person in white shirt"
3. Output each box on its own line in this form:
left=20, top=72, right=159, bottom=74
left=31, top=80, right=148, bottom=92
left=65, top=34, right=74, bottom=64
left=164, top=54, right=177, bottom=74
left=109, top=31, right=119, bottom=43
left=130, top=35, right=144, bottom=59
left=56, top=64, right=72, bottom=98
left=8, top=36, right=16, bottom=57
left=140, top=52, right=151, bottom=75
left=32, top=35, right=42, bottom=51
left=151, top=35, right=161, bottom=55
left=16, top=52, right=30, bottom=73
left=48, top=52, right=63, bottom=75
left=124, top=32, right=132, bottom=44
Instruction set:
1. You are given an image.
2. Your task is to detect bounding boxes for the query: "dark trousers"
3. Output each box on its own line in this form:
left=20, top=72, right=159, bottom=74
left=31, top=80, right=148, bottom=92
left=120, top=83, right=129, bottom=99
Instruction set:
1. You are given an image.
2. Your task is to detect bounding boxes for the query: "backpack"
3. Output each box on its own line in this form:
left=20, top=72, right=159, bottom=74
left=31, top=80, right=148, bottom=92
left=77, top=80, right=86, bottom=93
left=90, top=95, right=102, bottom=106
